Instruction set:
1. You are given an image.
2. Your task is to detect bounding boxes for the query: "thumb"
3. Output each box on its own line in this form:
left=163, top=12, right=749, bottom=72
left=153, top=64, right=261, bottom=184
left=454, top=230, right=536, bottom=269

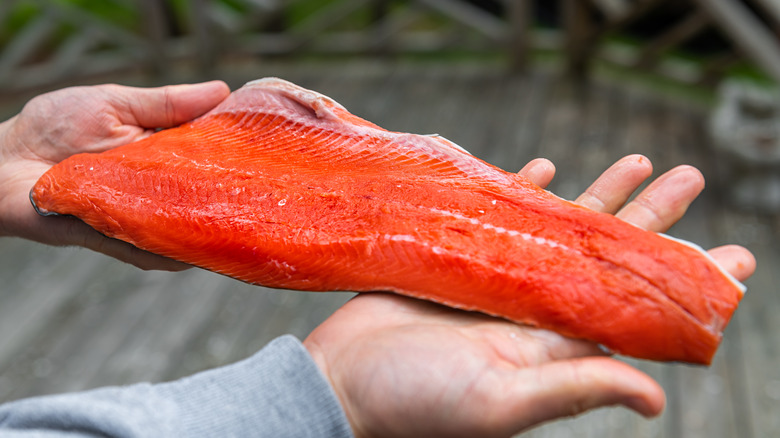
left=501, top=357, right=666, bottom=433
left=112, top=80, right=231, bottom=129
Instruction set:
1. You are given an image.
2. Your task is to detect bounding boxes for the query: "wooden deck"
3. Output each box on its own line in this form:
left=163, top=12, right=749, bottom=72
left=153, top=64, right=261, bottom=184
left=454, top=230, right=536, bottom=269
left=0, top=61, right=777, bottom=437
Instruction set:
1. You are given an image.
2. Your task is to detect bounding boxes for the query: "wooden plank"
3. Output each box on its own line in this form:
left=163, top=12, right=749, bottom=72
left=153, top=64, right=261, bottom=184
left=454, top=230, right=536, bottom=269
left=591, top=0, right=631, bottom=20
left=565, top=80, right=626, bottom=190
left=751, top=0, right=780, bottom=27
left=597, top=0, right=670, bottom=33
left=565, top=0, right=670, bottom=72
left=31, top=0, right=147, bottom=52
left=365, top=0, right=392, bottom=54
left=433, top=65, right=513, bottom=150
left=476, top=72, right=543, bottom=169
left=183, top=0, right=219, bottom=74
left=0, top=238, right=64, bottom=302
left=315, top=62, right=407, bottom=124
left=507, top=0, right=533, bottom=72
left=9, top=52, right=140, bottom=92
left=654, top=101, right=744, bottom=438
left=692, top=0, right=780, bottom=84
left=162, top=282, right=352, bottom=382
left=0, top=11, right=57, bottom=82
left=531, top=76, right=588, bottom=199
left=4, top=265, right=181, bottom=399
left=0, top=246, right=103, bottom=379
left=505, top=70, right=555, bottom=173
left=634, top=11, right=709, bottom=69
left=0, top=62, right=774, bottom=436
left=716, top=212, right=780, bottom=437
left=562, top=0, right=596, bottom=78
left=0, top=0, right=16, bottom=25
left=287, top=0, right=368, bottom=47
left=137, top=0, right=170, bottom=76
left=413, top=0, right=508, bottom=41
left=48, top=29, right=102, bottom=78
left=363, top=6, right=434, bottom=54
left=90, top=271, right=228, bottom=386
left=697, top=52, right=742, bottom=88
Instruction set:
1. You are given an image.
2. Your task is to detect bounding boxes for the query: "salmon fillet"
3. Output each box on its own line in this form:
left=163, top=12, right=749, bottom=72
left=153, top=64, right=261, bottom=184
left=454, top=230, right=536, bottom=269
left=30, top=78, right=745, bottom=364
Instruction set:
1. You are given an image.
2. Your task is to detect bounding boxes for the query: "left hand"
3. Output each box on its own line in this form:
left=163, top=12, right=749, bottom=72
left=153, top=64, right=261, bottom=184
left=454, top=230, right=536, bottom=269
left=0, top=81, right=230, bottom=269
left=304, top=155, right=755, bottom=438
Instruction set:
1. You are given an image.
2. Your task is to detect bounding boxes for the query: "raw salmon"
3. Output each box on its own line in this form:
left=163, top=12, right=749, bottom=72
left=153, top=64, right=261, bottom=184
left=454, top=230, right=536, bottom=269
left=30, top=78, right=745, bottom=364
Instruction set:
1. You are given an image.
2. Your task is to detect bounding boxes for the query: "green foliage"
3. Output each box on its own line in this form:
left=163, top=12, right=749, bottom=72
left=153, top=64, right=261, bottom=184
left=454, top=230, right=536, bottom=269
left=0, top=1, right=39, bottom=45
left=55, top=0, right=139, bottom=28
left=0, top=0, right=140, bottom=50
left=0, top=0, right=772, bottom=98
left=286, top=0, right=342, bottom=27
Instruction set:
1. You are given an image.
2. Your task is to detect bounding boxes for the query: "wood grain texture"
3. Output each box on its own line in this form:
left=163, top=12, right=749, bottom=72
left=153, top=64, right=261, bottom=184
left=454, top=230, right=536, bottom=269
left=0, top=62, right=771, bottom=437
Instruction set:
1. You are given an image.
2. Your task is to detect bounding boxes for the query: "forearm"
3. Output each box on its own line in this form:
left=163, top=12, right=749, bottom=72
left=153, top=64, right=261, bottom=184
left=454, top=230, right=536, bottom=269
left=0, top=335, right=354, bottom=437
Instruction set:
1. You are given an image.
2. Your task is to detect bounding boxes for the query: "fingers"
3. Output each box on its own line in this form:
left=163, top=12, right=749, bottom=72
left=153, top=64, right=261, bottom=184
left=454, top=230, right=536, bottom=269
left=576, top=156, right=753, bottom=281
left=572, top=155, right=704, bottom=233
left=575, top=154, right=653, bottom=213
left=61, top=217, right=190, bottom=271
left=518, top=158, right=556, bottom=188
left=533, top=154, right=702, bottom=234
left=86, top=235, right=192, bottom=272
left=615, top=165, right=705, bottom=232
left=497, top=357, right=665, bottom=434
left=113, top=80, right=231, bottom=128
left=709, top=244, right=757, bottom=282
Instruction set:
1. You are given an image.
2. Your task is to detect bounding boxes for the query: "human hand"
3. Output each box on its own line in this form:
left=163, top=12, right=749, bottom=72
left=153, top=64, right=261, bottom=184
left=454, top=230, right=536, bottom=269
left=304, top=154, right=756, bottom=438
left=0, top=81, right=230, bottom=270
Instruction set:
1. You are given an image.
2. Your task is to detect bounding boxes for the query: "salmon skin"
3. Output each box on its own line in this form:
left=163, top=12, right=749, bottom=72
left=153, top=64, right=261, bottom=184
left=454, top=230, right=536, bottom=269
left=30, top=78, right=745, bottom=364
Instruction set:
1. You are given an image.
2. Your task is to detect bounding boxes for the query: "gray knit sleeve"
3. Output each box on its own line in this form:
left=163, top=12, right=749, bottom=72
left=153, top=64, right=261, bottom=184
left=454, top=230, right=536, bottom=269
left=0, top=335, right=354, bottom=438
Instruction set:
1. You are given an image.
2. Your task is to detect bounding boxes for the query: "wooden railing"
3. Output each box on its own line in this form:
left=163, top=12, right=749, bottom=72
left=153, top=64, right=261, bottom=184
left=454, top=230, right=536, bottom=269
left=0, top=0, right=533, bottom=94
left=1, top=0, right=779, bottom=94
left=565, top=0, right=780, bottom=87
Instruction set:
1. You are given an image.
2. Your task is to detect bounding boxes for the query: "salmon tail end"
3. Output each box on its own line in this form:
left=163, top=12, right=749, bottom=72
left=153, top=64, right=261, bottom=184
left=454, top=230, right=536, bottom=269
left=29, top=187, right=59, bottom=217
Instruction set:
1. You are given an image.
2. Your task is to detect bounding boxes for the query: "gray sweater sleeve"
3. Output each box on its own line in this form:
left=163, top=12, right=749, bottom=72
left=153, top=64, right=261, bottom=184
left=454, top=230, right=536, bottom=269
left=0, top=335, right=354, bottom=438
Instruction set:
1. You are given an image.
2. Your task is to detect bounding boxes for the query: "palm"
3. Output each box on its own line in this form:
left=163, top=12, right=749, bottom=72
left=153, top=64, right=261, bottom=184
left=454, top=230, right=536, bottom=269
left=307, top=293, right=632, bottom=438
left=305, top=156, right=756, bottom=438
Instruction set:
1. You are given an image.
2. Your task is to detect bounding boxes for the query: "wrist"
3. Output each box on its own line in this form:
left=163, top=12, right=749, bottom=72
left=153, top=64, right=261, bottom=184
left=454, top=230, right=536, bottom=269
left=303, top=336, right=364, bottom=438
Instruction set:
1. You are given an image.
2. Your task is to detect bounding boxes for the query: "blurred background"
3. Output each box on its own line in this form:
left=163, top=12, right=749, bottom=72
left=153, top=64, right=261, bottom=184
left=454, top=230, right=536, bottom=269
left=2, top=1, right=780, bottom=437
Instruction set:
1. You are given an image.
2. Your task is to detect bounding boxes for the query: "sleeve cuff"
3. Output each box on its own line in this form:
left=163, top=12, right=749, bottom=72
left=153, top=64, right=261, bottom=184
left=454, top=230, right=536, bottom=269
left=157, top=334, right=354, bottom=437
left=0, top=335, right=354, bottom=438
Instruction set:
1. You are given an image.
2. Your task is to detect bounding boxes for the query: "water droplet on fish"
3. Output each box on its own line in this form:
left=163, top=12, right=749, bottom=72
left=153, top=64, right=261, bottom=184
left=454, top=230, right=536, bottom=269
left=89, top=167, right=94, bottom=171
left=491, top=200, right=497, bottom=205
left=478, top=210, right=485, bottom=214
left=278, top=199, right=287, bottom=206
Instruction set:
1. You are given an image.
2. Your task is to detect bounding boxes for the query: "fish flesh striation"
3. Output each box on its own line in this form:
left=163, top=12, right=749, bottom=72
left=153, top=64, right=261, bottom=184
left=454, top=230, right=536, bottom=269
left=30, top=78, right=745, bottom=364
